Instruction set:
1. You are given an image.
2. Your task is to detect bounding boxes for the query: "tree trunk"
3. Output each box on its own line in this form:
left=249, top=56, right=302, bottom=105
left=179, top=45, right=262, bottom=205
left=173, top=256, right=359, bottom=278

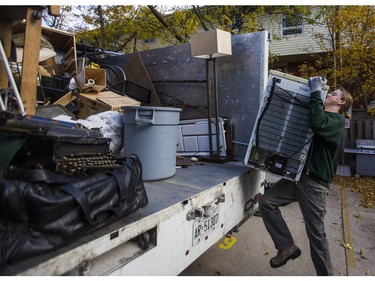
left=97, top=5, right=106, bottom=49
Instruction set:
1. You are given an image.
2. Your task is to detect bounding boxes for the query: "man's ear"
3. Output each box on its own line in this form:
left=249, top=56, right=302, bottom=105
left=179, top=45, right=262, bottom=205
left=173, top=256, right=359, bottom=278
left=338, top=99, right=346, bottom=106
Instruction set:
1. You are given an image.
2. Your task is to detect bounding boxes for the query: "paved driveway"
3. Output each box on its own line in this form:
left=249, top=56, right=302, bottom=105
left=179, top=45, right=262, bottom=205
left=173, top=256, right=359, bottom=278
left=180, top=179, right=374, bottom=276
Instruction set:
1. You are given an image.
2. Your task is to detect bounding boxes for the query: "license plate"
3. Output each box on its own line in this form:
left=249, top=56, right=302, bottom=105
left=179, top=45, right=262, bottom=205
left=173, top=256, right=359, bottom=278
left=192, top=212, right=219, bottom=245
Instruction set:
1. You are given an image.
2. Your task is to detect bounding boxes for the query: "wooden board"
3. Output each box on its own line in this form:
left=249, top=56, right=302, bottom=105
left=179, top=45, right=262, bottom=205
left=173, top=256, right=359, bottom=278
left=124, top=52, right=161, bottom=106
left=20, top=7, right=43, bottom=115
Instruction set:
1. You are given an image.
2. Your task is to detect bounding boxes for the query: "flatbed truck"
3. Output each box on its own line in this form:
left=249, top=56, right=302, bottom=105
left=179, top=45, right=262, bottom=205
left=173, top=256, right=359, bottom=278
left=6, top=161, right=264, bottom=276
left=1, top=26, right=269, bottom=275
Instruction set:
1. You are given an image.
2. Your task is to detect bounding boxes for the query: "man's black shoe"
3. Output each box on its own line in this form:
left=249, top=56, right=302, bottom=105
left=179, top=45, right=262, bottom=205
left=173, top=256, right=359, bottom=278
left=270, top=244, right=301, bottom=268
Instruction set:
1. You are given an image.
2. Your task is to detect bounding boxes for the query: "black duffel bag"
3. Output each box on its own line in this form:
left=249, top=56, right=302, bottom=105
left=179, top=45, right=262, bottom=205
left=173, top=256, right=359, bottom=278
left=0, top=154, right=148, bottom=272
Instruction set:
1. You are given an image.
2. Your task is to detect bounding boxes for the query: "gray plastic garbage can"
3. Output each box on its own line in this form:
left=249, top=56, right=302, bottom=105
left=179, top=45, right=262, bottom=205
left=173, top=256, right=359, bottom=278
left=123, top=106, right=182, bottom=181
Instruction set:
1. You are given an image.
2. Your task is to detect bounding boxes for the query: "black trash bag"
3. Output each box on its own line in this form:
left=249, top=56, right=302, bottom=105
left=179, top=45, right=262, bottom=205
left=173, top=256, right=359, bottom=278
left=0, top=154, right=148, bottom=272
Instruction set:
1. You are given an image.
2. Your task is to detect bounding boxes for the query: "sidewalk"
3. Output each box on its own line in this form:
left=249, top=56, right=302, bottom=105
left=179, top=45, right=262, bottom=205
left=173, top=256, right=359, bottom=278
left=342, top=182, right=375, bottom=276
left=180, top=178, right=374, bottom=276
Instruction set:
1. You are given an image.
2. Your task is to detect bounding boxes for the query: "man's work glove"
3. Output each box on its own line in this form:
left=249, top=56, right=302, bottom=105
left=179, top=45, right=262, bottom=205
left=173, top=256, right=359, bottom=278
left=309, top=76, right=327, bottom=93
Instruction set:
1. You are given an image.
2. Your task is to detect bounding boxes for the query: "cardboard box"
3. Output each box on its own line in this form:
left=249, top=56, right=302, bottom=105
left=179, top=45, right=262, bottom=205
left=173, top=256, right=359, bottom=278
left=77, top=67, right=106, bottom=93
left=13, top=22, right=78, bottom=77
left=76, top=91, right=140, bottom=119
left=40, top=64, right=66, bottom=76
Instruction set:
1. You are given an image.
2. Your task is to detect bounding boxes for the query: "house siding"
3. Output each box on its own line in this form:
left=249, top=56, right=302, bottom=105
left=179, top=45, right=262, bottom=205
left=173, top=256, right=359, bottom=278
left=139, top=39, right=165, bottom=51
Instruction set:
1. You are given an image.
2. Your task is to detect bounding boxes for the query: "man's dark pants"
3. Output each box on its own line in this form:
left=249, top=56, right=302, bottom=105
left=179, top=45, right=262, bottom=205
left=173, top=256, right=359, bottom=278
left=259, top=174, right=333, bottom=276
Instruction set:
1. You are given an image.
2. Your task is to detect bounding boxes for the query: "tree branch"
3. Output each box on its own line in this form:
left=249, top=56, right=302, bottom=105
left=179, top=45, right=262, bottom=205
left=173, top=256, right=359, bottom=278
left=114, top=31, right=137, bottom=52
left=192, top=5, right=209, bottom=31
left=147, top=5, right=186, bottom=43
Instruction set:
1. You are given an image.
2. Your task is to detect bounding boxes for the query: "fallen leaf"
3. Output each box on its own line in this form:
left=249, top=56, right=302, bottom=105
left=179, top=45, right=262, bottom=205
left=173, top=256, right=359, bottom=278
left=340, top=242, right=353, bottom=250
left=264, top=251, right=270, bottom=256
left=333, top=175, right=375, bottom=208
left=360, top=248, right=366, bottom=259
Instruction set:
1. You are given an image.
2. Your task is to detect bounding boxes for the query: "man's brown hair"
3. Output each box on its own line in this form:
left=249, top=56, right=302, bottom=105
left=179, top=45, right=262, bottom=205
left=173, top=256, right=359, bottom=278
left=339, top=87, right=353, bottom=119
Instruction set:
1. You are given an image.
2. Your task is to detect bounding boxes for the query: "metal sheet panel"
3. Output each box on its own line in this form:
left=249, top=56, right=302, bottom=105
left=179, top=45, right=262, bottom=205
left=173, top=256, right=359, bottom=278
left=99, top=31, right=268, bottom=161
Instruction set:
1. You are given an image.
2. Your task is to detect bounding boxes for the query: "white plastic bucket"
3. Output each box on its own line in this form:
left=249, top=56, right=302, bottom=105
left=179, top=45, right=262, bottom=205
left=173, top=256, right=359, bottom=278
left=123, top=106, right=181, bottom=181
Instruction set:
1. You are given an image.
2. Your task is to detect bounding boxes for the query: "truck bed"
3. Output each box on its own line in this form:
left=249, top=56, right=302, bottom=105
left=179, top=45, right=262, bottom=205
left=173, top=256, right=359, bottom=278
left=6, top=161, right=263, bottom=276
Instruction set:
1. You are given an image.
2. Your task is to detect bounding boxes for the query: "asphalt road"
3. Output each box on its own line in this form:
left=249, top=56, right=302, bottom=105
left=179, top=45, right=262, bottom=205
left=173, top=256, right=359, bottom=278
left=180, top=176, right=374, bottom=276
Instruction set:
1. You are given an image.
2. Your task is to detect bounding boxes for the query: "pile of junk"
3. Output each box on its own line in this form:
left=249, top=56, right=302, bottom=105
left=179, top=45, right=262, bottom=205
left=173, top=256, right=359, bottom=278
left=0, top=22, right=232, bottom=270
left=0, top=30, right=151, bottom=269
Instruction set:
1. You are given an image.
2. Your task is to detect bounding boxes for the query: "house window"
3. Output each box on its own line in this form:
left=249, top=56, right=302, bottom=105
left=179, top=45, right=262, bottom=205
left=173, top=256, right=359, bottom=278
left=281, top=15, right=303, bottom=36
left=143, top=38, right=155, bottom=44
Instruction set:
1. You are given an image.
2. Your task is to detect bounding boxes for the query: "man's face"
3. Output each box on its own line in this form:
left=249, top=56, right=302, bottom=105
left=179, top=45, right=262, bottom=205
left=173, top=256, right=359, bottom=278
left=325, top=89, right=344, bottom=106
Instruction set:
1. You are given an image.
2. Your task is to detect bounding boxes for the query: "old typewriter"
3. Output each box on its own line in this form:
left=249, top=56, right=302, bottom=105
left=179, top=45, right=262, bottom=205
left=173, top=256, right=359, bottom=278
left=0, top=111, right=121, bottom=176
